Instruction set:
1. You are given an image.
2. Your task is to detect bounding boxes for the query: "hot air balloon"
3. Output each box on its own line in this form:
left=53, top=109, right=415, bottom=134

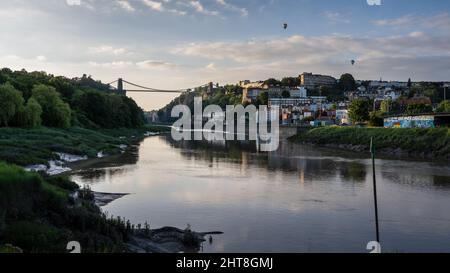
left=351, top=60, right=356, bottom=66
left=283, top=23, right=288, bottom=30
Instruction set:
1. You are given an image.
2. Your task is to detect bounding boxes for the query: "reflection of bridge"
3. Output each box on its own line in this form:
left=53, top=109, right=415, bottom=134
left=107, top=78, right=212, bottom=96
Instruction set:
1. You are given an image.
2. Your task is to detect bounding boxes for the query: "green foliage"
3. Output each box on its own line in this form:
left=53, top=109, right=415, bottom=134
left=290, top=127, right=450, bottom=158
left=348, top=99, right=370, bottom=123
left=369, top=111, right=384, bottom=127
left=0, top=127, right=139, bottom=166
left=0, top=162, right=130, bottom=253
left=23, top=98, right=43, bottom=128
left=69, top=90, right=142, bottom=128
left=380, top=99, right=400, bottom=114
left=0, top=68, right=145, bottom=129
left=436, top=100, right=450, bottom=113
left=281, top=90, right=291, bottom=98
left=281, top=77, right=300, bottom=87
left=31, top=84, right=71, bottom=128
left=0, top=83, right=24, bottom=126
left=256, top=91, right=269, bottom=106
left=320, top=85, right=346, bottom=102
left=339, top=73, right=356, bottom=91
left=406, top=103, right=433, bottom=115
left=264, top=78, right=281, bottom=86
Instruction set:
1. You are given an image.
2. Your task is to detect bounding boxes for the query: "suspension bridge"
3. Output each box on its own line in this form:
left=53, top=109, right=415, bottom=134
left=106, top=78, right=213, bottom=96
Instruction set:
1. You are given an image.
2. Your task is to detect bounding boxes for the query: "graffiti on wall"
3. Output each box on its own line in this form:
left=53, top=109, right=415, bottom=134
left=384, top=115, right=435, bottom=128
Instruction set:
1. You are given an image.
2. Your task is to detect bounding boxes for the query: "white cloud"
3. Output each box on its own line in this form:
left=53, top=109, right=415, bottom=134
left=373, top=12, right=450, bottom=31
left=172, top=32, right=450, bottom=81
left=324, top=11, right=350, bottom=24
left=206, top=62, right=216, bottom=69
left=141, top=0, right=186, bottom=15
left=36, top=55, right=47, bottom=62
left=117, top=0, right=136, bottom=12
left=66, top=0, right=81, bottom=6
left=142, top=0, right=164, bottom=11
left=373, top=14, right=416, bottom=27
left=216, top=0, right=248, bottom=17
left=88, top=45, right=127, bottom=55
left=88, top=61, right=133, bottom=69
left=136, top=60, right=177, bottom=69
left=188, top=0, right=219, bottom=16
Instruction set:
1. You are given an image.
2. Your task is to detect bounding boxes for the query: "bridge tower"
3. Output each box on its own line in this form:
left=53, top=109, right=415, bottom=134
left=117, top=78, right=126, bottom=96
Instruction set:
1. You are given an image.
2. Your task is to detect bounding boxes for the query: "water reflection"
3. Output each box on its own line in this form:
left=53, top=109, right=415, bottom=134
left=71, top=135, right=450, bottom=253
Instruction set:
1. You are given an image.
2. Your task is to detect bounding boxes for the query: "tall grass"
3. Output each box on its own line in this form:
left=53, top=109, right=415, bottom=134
left=0, top=127, right=143, bottom=166
left=0, top=162, right=130, bottom=253
left=290, top=127, right=450, bottom=158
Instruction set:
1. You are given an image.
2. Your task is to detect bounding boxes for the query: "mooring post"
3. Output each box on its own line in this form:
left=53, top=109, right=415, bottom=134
left=370, top=137, right=380, bottom=243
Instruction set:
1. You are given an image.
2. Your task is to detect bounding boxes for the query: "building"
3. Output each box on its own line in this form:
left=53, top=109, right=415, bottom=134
left=241, top=81, right=271, bottom=103
left=289, top=87, right=308, bottom=98
left=383, top=113, right=450, bottom=128
left=369, top=81, right=408, bottom=90
left=268, top=96, right=327, bottom=124
left=240, top=80, right=302, bottom=103
left=242, top=87, right=266, bottom=103
left=299, top=72, right=337, bottom=89
left=336, top=109, right=350, bottom=125
left=144, top=111, right=159, bottom=123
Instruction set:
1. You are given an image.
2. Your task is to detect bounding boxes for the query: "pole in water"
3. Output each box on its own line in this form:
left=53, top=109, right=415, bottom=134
left=370, top=137, right=380, bottom=243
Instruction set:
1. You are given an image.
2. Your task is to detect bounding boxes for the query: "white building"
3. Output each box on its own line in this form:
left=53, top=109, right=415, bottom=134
left=336, top=110, right=350, bottom=125
left=289, top=87, right=308, bottom=98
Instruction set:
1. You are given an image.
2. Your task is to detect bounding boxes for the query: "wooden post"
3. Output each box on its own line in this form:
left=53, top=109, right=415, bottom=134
left=370, top=137, right=380, bottom=243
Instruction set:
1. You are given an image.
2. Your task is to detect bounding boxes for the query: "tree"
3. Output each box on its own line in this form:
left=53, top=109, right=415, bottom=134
left=406, top=103, right=433, bottom=115
left=339, top=74, right=356, bottom=91
left=31, top=84, right=71, bottom=128
left=380, top=99, right=400, bottom=114
left=348, top=99, right=370, bottom=124
left=407, top=78, right=412, bottom=89
left=281, top=90, right=291, bottom=98
left=23, top=98, right=43, bottom=128
left=281, top=77, right=300, bottom=87
left=436, top=100, right=450, bottom=113
left=0, top=83, right=24, bottom=127
left=264, top=78, right=281, bottom=86
left=369, top=111, right=384, bottom=127
left=257, top=92, right=269, bottom=106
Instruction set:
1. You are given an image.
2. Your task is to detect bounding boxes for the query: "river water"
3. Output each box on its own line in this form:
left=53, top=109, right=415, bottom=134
left=70, top=135, right=450, bottom=253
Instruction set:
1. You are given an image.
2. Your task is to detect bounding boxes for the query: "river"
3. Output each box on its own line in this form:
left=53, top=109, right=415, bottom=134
left=70, top=135, right=450, bottom=253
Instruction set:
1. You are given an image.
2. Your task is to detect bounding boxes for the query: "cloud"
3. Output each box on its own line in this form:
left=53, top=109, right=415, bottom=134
left=141, top=0, right=186, bottom=15
left=88, top=61, right=133, bottom=69
left=116, top=0, right=135, bottom=12
left=216, top=0, right=248, bottom=17
left=373, top=14, right=416, bottom=27
left=205, top=62, right=216, bottom=69
left=66, top=0, right=81, bottom=6
left=142, top=0, right=164, bottom=11
left=187, top=0, right=219, bottom=16
left=88, top=45, right=127, bottom=55
left=136, top=60, right=177, bottom=69
left=36, top=55, right=47, bottom=62
left=172, top=31, right=450, bottom=80
left=373, top=12, right=450, bottom=31
left=324, top=11, right=350, bottom=24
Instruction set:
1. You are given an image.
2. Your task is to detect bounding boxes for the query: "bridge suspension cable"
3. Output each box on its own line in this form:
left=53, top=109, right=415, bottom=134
left=108, top=78, right=210, bottom=94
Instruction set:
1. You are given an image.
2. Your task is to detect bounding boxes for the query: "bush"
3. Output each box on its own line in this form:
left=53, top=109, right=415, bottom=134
left=369, top=111, right=384, bottom=127
left=290, top=127, right=450, bottom=157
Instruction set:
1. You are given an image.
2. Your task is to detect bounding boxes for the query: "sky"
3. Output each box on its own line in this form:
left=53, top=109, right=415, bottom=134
left=1, top=0, right=450, bottom=110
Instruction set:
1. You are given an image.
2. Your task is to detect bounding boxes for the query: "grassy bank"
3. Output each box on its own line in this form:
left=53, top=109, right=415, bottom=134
left=0, top=162, right=131, bottom=252
left=0, top=125, right=171, bottom=166
left=290, top=126, right=450, bottom=159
